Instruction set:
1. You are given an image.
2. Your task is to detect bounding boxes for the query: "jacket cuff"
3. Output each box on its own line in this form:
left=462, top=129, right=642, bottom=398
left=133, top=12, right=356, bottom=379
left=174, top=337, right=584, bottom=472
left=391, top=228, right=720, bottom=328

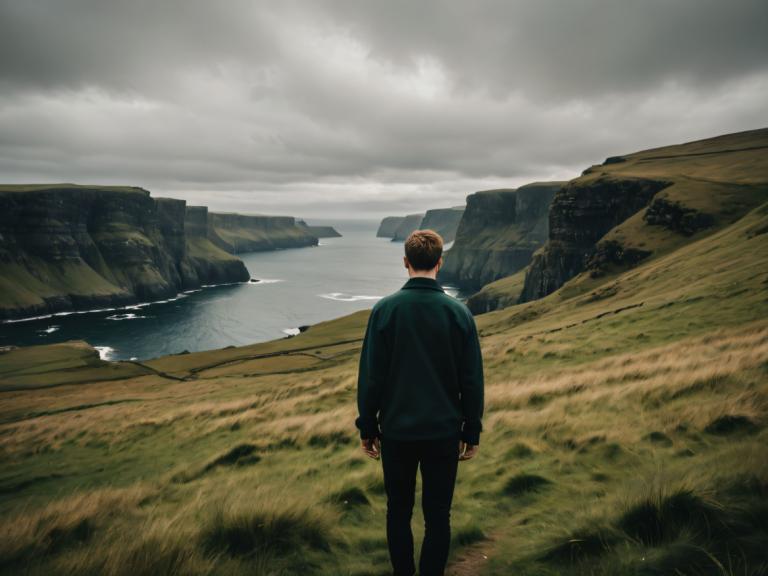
left=460, top=430, right=480, bottom=445
left=355, top=416, right=381, bottom=439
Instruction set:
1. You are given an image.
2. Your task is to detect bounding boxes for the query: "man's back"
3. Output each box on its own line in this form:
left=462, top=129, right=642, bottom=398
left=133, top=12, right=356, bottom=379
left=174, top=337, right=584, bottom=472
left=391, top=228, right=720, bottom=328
left=355, top=229, right=484, bottom=576
left=355, top=275, right=484, bottom=445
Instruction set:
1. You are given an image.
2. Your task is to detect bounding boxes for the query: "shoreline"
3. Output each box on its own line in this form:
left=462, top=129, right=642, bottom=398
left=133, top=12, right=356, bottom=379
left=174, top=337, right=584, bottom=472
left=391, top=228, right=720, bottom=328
left=2, top=280, right=255, bottom=325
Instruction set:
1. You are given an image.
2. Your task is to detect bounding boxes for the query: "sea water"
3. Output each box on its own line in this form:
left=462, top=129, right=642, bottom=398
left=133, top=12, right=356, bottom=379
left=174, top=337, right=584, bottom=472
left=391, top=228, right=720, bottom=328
left=0, top=219, right=469, bottom=360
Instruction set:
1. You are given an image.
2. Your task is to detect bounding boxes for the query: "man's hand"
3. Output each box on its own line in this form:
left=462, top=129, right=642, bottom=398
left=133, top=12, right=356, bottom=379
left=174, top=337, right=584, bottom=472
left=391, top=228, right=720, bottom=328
left=459, top=440, right=479, bottom=461
left=361, top=437, right=381, bottom=459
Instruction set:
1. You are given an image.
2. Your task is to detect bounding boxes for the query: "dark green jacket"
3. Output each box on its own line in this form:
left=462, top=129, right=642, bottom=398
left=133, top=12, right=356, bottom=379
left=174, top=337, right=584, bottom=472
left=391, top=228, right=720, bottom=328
left=355, top=276, right=485, bottom=445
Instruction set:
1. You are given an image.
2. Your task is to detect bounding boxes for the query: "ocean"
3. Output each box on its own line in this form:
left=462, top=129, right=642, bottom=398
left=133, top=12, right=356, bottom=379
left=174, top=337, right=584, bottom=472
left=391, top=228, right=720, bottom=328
left=0, top=218, right=468, bottom=361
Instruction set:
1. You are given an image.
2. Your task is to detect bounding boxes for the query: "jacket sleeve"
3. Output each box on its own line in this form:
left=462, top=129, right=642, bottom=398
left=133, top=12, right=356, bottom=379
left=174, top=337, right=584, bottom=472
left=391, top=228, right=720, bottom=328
left=354, top=307, right=388, bottom=439
left=459, top=310, right=484, bottom=445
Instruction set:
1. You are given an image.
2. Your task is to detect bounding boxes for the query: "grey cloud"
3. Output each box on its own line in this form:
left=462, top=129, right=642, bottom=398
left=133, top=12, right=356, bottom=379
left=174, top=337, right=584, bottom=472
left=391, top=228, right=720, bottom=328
left=0, top=0, right=766, bottom=219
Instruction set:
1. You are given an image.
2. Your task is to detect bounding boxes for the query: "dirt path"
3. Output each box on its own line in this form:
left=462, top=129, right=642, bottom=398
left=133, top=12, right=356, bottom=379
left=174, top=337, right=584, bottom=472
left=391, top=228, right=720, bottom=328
left=446, top=532, right=498, bottom=576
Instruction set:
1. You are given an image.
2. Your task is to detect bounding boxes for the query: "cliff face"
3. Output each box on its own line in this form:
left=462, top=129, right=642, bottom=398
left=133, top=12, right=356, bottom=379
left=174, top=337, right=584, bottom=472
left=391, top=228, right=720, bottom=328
left=184, top=207, right=251, bottom=285
left=436, top=182, right=561, bottom=291
left=519, top=128, right=768, bottom=303
left=296, top=220, right=342, bottom=238
left=0, top=185, right=249, bottom=320
left=209, top=212, right=318, bottom=253
left=520, top=177, right=668, bottom=301
left=376, top=216, right=405, bottom=238
left=391, top=213, right=425, bottom=241
left=419, top=207, right=465, bottom=243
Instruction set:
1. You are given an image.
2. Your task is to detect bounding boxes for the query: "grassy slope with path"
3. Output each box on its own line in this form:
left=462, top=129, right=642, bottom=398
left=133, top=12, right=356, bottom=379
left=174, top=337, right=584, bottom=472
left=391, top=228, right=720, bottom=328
left=0, top=132, right=767, bottom=575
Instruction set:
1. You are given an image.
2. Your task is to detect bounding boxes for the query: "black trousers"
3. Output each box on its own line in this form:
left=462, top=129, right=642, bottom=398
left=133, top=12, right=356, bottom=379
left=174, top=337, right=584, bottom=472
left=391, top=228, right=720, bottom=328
left=380, top=433, right=460, bottom=576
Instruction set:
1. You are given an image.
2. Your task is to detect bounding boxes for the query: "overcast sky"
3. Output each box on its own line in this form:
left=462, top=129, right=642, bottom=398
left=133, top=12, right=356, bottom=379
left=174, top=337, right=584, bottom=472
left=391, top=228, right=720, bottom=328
left=1, top=1, right=766, bottom=219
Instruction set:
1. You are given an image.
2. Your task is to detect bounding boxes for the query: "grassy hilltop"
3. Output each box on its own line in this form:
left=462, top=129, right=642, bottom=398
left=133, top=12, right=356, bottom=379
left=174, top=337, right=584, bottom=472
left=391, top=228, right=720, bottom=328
left=1, top=130, right=767, bottom=575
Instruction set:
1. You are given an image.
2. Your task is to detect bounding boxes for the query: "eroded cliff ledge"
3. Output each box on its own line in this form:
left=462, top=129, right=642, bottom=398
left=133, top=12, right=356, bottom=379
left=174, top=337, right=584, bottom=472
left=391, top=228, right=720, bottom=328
left=0, top=185, right=251, bottom=320
left=436, top=182, right=562, bottom=291
left=209, top=212, right=319, bottom=253
left=519, top=128, right=768, bottom=303
left=376, top=216, right=405, bottom=238
left=419, top=207, right=465, bottom=243
left=519, top=177, right=669, bottom=302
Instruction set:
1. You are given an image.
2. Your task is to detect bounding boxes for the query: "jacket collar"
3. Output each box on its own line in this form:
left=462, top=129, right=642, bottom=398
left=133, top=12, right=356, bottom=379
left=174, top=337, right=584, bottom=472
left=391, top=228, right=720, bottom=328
left=401, top=276, right=445, bottom=292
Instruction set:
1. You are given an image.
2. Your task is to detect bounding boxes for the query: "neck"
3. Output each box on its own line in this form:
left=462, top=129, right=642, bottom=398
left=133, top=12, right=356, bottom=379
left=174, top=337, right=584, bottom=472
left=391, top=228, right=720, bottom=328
left=409, top=271, right=438, bottom=279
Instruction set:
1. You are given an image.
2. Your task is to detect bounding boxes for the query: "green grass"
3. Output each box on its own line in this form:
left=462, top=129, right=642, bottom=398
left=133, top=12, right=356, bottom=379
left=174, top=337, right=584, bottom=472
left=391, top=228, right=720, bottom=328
left=0, top=132, right=767, bottom=574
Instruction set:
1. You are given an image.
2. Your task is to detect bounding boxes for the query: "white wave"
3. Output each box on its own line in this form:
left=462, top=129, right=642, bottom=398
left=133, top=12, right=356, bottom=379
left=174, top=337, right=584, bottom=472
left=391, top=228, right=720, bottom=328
left=2, top=280, right=250, bottom=324
left=200, top=281, right=243, bottom=288
left=5, top=313, right=54, bottom=323
left=38, top=325, right=60, bottom=334
left=94, top=346, right=115, bottom=361
left=319, top=292, right=382, bottom=302
left=248, top=278, right=283, bottom=285
left=282, top=327, right=301, bottom=336
left=106, top=313, right=146, bottom=321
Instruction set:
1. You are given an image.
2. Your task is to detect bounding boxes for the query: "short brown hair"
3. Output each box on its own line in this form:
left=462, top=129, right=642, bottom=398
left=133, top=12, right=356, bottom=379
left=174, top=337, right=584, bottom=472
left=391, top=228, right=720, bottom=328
left=404, top=229, right=444, bottom=271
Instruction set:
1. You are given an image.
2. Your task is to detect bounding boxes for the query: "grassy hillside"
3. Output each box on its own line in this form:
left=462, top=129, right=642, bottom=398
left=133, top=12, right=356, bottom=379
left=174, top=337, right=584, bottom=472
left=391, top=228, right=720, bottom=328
left=519, top=129, right=768, bottom=304
left=465, top=268, right=528, bottom=314
left=0, top=181, right=766, bottom=576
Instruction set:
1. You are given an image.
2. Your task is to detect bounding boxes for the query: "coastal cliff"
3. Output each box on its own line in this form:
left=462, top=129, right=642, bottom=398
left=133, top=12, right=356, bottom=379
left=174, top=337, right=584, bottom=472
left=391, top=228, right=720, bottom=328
left=296, top=219, right=342, bottom=238
left=519, top=177, right=668, bottom=301
left=209, top=212, right=318, bottom=253
left=391, top=213, right=425, bottom=241
left=0, top=185, right=251, bottom=321
left=377, top=208, right=464, bottom=242
left=437, top=182, right=562, bottom=291
left=376, top=216, right=404, bottom=238
left=184, top=206, right=252, bottom=285
left=519, top=128, right=768, bottom=303
left=419, top=206, right=465, bottom=243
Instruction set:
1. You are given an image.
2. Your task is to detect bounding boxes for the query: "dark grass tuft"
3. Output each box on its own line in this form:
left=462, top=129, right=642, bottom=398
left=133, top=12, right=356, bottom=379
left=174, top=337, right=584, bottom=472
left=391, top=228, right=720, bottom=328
left=502, top=473, right=551, bottom=496
left=46, top=518, right=94, bottom=554
left=307, top=431, right=352, bottom=447
left=506, top=442, right=535, bottom=459
left=452, top=525, right=486, bottom=547
left=263, top=437, right=299, bottom=451
left=539, top=528, right=616, bottom=564
left=528, top=393, right=551, bottom=406
left=635, top=537, right=724, bottom=576
left=326, top=486, right=370, bottom=507
left=600, top=442, right=624, bottom=461
left=704, top=414, right=759, bottom=436
left=201, top=506, right=332, bottom=558
left=617, top=488, right=724, bottom=546
left=644, top=431, right=673, bottom=446
left=204, top=444, right=261, bottom=471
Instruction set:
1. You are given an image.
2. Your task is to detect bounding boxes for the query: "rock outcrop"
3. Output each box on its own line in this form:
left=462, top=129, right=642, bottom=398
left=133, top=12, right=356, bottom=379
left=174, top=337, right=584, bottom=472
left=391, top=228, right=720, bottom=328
left=436, top=182, right=562, bottom=291
left=376, top=216, right=405, bottom=238
left=184, top=206, right=252, bottom=285
left=519, top=128, right=768, bottom=303
left=209, top=212, right=318, bottom=253
left=0, top=185, right=250, bottom=320
left=391, top=213, right=426, bottom=241
left=419, top=206, right=465, bottom=243
left=519, top=177, right=668, bottom=301
left=296, top=220, right=342, bottom=238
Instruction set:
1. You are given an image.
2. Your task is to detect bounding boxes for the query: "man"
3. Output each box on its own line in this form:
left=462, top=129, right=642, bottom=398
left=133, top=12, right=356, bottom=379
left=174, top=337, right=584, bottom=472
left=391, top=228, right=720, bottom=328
left=355, top=229, right=485, bottom=576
